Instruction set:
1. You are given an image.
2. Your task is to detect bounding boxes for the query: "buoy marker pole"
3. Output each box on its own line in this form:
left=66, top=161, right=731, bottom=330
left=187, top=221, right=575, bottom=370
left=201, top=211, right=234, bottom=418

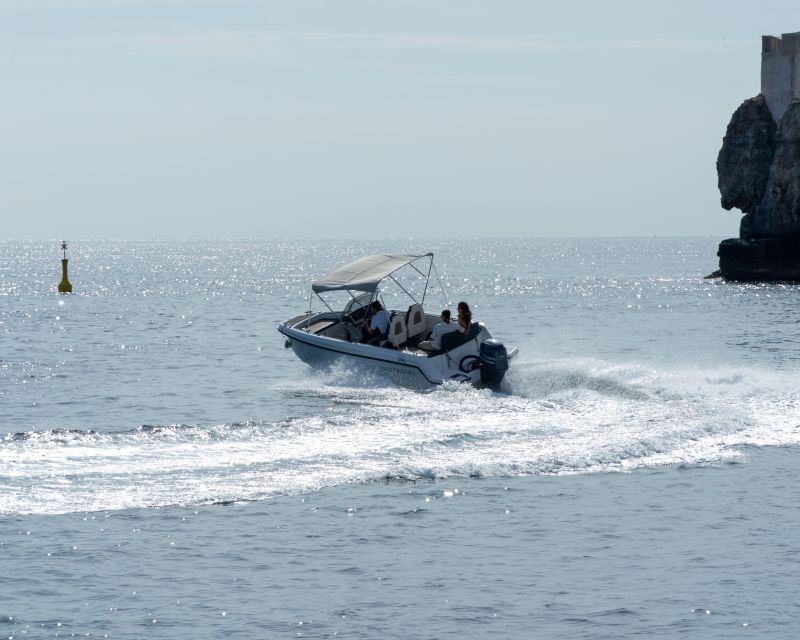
left=58, top=240, right=73, bottom=294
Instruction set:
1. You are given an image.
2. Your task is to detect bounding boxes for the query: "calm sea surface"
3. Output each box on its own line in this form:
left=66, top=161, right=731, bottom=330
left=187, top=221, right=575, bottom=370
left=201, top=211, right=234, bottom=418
left=1, top=238, right=799, bottom=638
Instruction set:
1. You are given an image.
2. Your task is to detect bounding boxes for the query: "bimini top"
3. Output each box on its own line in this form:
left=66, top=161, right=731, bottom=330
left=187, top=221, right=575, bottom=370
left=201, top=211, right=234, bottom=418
left=312, top=253, right=433, bottom=294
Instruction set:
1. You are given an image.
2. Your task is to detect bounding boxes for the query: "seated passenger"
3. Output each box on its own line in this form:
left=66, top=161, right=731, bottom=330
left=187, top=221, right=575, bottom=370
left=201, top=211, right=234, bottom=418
left=418, top=309, right=461, bottom=350
left=457, top=301, right=472, bottom=334
left=359, top=300, right=390, bottom=344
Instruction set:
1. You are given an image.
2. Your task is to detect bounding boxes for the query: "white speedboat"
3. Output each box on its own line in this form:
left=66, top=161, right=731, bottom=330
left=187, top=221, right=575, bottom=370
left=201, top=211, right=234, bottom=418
left=278, top=253, right=518, bottom=387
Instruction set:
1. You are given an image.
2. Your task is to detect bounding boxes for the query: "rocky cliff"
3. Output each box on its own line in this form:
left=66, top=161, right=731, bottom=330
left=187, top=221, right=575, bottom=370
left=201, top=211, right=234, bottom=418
left=716, top=94, right=800, bottom=280
left=717, top=94, right=776, bottom=222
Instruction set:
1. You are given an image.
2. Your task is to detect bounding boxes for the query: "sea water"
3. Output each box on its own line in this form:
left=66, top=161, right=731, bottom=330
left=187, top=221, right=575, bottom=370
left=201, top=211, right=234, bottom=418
left=1, top=238, right=799, bottom=638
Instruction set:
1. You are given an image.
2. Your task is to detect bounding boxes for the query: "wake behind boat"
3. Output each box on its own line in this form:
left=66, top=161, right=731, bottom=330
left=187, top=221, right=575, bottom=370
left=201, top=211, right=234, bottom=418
left=278, top=253, right=518, bottom=387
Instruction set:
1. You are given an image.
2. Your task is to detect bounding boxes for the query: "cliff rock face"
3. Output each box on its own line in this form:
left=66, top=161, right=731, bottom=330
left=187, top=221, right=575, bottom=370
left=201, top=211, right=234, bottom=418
left=716, top=95, right=800, bottom=280
left=717, top=94, right=776, bottom=219
left=755, top=101, right=800, bottom=237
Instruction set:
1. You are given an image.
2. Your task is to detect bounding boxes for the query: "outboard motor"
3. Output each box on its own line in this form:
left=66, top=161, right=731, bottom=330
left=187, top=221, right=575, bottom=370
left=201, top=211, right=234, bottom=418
left=479, top=339, right=509, bottom=387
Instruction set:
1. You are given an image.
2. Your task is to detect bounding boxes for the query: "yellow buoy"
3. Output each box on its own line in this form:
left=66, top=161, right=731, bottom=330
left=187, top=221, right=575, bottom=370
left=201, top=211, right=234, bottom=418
left=58, top=241, right=73, bottom=293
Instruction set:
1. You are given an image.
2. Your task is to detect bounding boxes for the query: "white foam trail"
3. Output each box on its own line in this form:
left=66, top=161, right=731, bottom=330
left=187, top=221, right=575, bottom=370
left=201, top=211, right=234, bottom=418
left=1, top=358, right=798, bottom=515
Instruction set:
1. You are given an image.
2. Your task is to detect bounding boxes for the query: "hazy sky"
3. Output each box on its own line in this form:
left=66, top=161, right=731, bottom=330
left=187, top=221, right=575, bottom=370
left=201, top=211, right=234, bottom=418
left=1, top=0, right=796, bottom=239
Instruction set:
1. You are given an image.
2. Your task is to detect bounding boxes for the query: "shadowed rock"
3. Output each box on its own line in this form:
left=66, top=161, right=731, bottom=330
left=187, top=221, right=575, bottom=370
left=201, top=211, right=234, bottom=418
left=754, top=101, right=800, bottom=237
left=718, top=236, right=800, bottom=281
left=716, top=95, right=800, bottom=280
left=717, top=94, right=776, bottom=220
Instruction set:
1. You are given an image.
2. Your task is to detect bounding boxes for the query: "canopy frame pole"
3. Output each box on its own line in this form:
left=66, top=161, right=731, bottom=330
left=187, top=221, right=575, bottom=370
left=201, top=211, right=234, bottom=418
left=431, top=261, right=449, bottom=309
left=421, top=256, right=433, bottom=306
left=316, top=292, right=335, bottom=314
left=408, top=263, right=427, bottom=277
left=387, top=274, right=417, bottom=304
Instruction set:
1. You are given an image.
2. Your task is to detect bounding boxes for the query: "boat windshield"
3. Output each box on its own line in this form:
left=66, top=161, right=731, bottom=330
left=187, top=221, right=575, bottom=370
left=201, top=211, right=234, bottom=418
left=342, top=292, right=372, bottom=321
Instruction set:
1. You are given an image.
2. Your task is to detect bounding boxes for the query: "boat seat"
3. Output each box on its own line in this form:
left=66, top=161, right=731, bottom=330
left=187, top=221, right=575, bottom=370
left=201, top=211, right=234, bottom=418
left=436, top=323, right=481, bottom=353
left=405, top=303, right=425, bottom=339
left=387, top=313, right=408, bottom=349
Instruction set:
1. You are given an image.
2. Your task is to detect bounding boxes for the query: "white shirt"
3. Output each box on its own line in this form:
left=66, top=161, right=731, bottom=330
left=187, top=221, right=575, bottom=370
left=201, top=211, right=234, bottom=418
left=370, top=308, right=390, bottom=335
left=430, top=319, right=461, bottom=349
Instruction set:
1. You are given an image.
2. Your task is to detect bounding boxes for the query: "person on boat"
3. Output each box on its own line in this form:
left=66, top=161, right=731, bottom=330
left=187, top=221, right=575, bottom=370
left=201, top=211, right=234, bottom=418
left=418, top=309, right=461, bottom=350
left=360, top=300, right=390, bottom=344
left=457, top=301, right=472, bottom=334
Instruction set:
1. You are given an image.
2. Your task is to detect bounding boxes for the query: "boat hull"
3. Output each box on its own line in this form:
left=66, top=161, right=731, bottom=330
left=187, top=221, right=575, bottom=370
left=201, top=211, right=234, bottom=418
left=278, top=322, right=497, bottom=386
